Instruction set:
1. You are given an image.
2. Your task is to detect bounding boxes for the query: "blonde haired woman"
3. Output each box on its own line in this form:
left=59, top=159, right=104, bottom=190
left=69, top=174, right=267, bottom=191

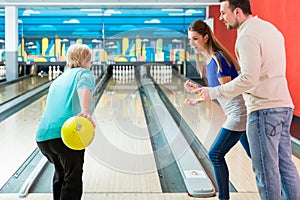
left=36, top=44, right=95, bottom=200
left=184, top=20, right=250, bottom=200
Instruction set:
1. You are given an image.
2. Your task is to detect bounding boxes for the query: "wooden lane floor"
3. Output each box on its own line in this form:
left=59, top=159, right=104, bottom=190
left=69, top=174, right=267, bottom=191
left=0, top=95, right=46, bottom=189
left=0, top=75, right=50, bottom=105
left=0, top=193, right=260, bottom=200
left=82, top=77, right=162, bottom=194
left=157, top=72, right=300, bottom=194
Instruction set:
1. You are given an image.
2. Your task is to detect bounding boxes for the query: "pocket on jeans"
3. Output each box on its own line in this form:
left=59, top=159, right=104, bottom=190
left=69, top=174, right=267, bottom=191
left=263, top=112, right=284, bottom=137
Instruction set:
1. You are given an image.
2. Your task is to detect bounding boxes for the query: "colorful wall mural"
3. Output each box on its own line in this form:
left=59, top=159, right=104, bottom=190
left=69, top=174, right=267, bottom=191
left=0, top=7, right=206, bottom=64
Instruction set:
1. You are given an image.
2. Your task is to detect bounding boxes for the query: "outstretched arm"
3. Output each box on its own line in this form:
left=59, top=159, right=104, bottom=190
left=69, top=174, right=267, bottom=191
left=77, top=87, right=95, bottom=127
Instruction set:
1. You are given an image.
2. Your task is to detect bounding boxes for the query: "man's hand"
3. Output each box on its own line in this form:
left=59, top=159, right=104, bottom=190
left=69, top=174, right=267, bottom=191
left=192, top=87, right=211, bottom=100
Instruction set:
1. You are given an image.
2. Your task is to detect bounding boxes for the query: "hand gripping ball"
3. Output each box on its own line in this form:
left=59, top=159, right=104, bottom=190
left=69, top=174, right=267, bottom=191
left=61, top=116, right=95, bottom=150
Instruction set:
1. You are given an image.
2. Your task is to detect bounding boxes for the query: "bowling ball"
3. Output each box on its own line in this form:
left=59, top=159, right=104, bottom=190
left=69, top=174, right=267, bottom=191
left=195, top=93, right=204, bottom=101
left=195, top=93, right=201, bottom=99
left=61, top=116, right=95, bottom=150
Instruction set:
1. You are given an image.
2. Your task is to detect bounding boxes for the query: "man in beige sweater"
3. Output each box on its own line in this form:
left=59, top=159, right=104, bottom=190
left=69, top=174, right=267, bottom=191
left=193, top=0, right=300, bottom=199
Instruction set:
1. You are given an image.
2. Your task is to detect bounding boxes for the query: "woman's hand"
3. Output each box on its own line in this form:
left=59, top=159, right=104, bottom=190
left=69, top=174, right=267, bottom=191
left=184, top=80, right=198, bottom=93
left=77, top=112, right=96, bottom=128
left=184, top=96, right=204, bottom=106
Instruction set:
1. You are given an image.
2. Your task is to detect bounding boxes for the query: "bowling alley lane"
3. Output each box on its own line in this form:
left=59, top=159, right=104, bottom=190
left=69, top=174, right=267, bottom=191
left=0, top=75, right=50, bottom=105
left=82, top=71, right=163, bottom=193
left=154, top=69, right=300, bottom=193
left=0, top=95, right=46, bottom=189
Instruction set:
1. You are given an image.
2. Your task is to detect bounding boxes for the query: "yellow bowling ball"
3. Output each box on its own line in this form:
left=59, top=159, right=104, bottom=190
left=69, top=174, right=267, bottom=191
left=61, top=116, right=95, bottom=150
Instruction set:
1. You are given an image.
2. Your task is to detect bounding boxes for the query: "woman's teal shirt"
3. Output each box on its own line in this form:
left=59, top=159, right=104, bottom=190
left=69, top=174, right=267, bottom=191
left=36, top=68, right=95, bottom=142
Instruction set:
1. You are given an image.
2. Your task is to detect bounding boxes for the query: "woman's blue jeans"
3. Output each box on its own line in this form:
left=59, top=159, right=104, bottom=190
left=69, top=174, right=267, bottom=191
left=247, top=107, right=300, bottom=200
left=208, top=128, right=251, bottom=200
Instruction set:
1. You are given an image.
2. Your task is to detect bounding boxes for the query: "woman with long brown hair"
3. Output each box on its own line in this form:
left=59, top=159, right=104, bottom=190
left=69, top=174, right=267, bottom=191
left=184, top=20, right=251, bottom=200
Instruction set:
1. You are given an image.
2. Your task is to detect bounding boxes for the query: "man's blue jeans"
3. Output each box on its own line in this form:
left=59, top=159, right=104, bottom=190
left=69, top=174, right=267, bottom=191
left=208, top=128, right=251, bottom=200
left=247, top=107, right=300, bottom=200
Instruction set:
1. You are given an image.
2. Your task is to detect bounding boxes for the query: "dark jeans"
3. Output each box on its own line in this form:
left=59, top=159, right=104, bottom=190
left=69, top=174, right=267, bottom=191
left=37, top=138, right=85, bottom=200
left=208, top=128, right=251, bottom=200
